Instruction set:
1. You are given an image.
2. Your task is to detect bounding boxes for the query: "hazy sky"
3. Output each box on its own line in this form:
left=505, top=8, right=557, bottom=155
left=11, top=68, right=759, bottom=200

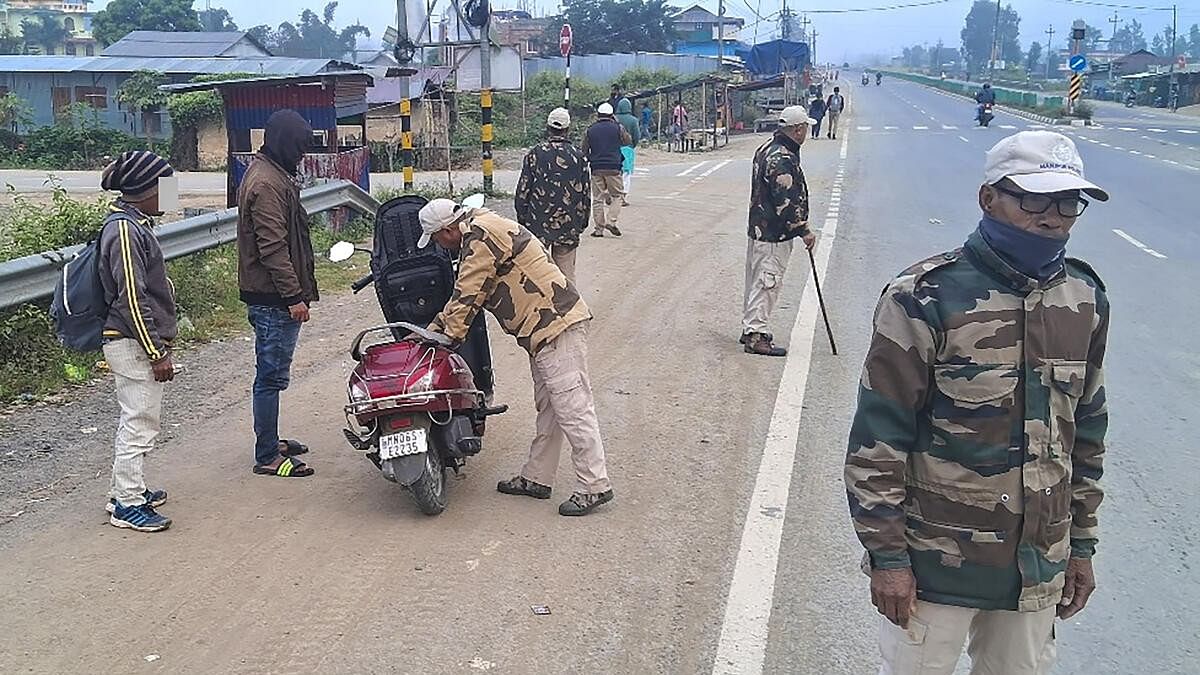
left=97, top=0, right=1200, bottom=62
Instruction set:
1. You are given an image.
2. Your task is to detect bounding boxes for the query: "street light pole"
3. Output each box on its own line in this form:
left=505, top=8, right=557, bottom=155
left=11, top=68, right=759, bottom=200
left=717, top=0, right=724, bottom=67
left=1045, top=25, right=1054, bottom=80
left=989, top=0, right=1001, bottom=79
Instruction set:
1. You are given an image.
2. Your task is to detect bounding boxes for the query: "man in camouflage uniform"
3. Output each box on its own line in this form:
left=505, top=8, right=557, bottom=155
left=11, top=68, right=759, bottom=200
left=418, top=198, right=614, bottom=517
left=514, top=107, right=590, bottom=283
left=845, top=131, right=1111, bottom=674
left=743, top=105, right=818, bottom=357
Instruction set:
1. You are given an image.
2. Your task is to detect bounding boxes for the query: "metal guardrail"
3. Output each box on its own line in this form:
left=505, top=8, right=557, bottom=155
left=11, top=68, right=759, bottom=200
left=0, top=180, right=380, bottom=311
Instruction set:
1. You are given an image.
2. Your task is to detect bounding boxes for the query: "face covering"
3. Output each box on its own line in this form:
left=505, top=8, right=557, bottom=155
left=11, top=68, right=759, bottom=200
left=977, top=214, right=1068, bottom=283
left=262, top=109, right=313, bottom=175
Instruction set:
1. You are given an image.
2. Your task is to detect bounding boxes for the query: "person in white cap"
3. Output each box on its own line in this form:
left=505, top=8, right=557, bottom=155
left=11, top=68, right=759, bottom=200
left=581, top=102, right=632, bottom=238
left=514, top=107, right=590, bottom=283
left=417, top=197, right=615, bottom=517
left=742, top=105, right=818, bottom=356
left=845, top=130, right=1112, bottom=675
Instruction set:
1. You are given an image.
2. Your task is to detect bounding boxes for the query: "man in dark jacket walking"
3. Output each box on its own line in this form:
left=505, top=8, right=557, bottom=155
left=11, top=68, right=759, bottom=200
left=237, top=109, right=318, bottom=478
left=581, top=102, right=632, bottom=238
left=807, top=96, right=827, bottom=139
left=514, top=107, right=590, bottom=282
left=97, top=150, right=178, bottom=532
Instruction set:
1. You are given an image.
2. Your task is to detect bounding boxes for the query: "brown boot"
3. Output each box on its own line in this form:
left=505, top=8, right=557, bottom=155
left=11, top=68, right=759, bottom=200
left=744, top=333, right=786, bottom=357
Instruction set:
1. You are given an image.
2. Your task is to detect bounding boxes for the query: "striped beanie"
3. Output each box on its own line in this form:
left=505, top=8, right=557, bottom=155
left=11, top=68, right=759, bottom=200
left=101, top=150, right=174, bottom=200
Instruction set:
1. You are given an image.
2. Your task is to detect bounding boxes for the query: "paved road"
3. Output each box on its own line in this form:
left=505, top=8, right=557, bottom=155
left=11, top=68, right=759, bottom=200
left=0, top=78, right=1196, bottom=674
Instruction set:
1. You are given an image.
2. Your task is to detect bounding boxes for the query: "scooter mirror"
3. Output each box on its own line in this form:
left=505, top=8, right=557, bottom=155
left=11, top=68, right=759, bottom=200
left=461, top=193, right=486, bottom=209
left=329, top=241, right=356, bottom=263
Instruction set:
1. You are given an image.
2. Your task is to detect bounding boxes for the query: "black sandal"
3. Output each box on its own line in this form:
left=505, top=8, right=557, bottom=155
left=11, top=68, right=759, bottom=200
left=279, top=439, right=309, bottom=457
left=253, top=457, right=314, bottom=478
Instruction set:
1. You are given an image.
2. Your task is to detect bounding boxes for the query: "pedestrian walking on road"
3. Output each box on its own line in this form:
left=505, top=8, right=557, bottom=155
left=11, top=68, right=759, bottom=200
left=97, top=150, right=178, bottom=532
left=825, top=86, right=846, bottom=139
left=742, top=106, right=817, bottom=357
left=807, top=96, right=827, bottom=139
left=237, top=109, right=319, bottom=479
left=514, top=107, right=590, bottom=283
left=846, top=130, right=1112, bottom=675
left=417, top=199, right=614, bottom=517
left=615, top=97, right=641, bottom=205
left=581, top=102, right=631, bottom=238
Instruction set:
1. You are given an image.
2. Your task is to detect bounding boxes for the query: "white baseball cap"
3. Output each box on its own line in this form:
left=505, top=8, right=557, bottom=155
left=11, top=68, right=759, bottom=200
left=417, top=198, right=466, bottom=248
left=984, top=131, right=1109, bottom=201
left=778, top=106, right=817, bottom=127
left=547, top=107, right=571, bottom=130
left=597, top=102, right=614, bottom=116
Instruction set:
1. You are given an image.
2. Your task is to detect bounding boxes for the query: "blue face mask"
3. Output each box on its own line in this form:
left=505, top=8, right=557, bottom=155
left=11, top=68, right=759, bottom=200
left=977, top=214, right=1068, bottom=282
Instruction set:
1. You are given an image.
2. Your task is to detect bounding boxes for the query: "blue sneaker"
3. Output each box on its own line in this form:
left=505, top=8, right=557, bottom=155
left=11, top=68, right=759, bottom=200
left=105, top=489, right=167, bottom=514
left=109, top=502, right=171, bottom=532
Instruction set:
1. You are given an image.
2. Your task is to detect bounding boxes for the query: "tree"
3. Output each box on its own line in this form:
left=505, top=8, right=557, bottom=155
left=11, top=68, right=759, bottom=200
left=198, top=8, right=238, bottom=32
left=0, top=26, right=20, bottom=55
left=0, top=92, right=34, bottom=132
left=1151, top=32, right=1166, bottom=57
left=960, top=1, right=1020, bottom=74
left=91, top=0, right=203, bottom=46
left=117, top=70, right=169, bottom=144
left=252, top=3, right=369, bottom=59
left=20, top=14, right=69, bottom=55
left=542, top=0, right=676, bottom=56
left=1079, top=21, right=1104, bottom=52
left=1111, top=18, right=1147, bottom=54
left=1189, top=24, right=1200, bottom=60
left=1026, top=41, right=1042, bottom=72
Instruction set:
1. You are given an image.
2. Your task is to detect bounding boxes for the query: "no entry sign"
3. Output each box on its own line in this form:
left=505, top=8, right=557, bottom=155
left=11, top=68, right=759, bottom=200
left=560, top=24, right=572, bottom=58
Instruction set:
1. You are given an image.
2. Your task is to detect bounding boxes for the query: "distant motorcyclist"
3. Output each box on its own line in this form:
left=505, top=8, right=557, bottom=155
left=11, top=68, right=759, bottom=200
left=875, top=72, right=882, bottom=85
left=975, top=83, right=996, bottom=121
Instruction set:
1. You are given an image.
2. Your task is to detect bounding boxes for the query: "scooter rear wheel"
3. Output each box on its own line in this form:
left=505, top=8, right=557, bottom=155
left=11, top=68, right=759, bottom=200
left=408, top=450, right=448, bottom=515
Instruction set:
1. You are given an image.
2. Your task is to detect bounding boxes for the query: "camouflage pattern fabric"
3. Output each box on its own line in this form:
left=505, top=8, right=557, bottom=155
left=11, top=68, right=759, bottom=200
left=846, top=228, right=1109, bottom=612
left=429, top=210, right=592, bottom=356
left=748, top=132, right=810, bottom=243
left=514, top=138, right=591, bottom=249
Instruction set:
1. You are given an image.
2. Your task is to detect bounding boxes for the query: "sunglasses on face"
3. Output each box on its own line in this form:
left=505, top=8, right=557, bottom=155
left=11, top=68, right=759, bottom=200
left=993, top=185, right=1089, bottom=217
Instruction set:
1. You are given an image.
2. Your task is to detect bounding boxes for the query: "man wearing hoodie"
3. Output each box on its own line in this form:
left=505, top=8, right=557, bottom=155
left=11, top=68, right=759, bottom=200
left=615, top=97, right=641, bottom=206
left=581, top=102, right=631, bottom=238
left=237, top=109, right=319, bottom=479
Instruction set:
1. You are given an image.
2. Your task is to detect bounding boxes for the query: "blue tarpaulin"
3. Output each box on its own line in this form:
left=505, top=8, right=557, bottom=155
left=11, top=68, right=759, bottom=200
left=736, top=40, right=810, bottom=76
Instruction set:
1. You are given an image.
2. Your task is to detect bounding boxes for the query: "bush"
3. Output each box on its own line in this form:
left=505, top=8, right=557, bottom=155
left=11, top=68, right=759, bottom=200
left=0, top=182, right=110, bottom=263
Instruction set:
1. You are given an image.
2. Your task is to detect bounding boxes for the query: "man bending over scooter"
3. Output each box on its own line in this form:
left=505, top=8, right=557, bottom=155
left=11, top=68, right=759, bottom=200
left=417, top=198, right=615, bottom=517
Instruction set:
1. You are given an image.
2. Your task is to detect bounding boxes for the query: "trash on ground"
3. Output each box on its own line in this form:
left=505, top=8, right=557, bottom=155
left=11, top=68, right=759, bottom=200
left=531, top=605, right=552, bottom=616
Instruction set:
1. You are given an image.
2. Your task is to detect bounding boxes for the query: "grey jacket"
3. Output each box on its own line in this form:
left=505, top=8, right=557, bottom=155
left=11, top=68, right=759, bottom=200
left=99, top=203, right=177, bottom=362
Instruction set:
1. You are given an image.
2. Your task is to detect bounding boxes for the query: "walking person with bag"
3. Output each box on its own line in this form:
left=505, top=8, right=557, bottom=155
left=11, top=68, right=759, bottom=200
left=615, top=97, right=641, bottom=205
left=825, top=86, right=847, bottom=139
left=808, top=95, right=827, bottom=140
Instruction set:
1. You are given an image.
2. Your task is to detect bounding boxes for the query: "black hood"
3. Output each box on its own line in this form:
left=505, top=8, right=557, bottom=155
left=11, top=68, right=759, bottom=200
left=262, top=109, right=313, bottom=175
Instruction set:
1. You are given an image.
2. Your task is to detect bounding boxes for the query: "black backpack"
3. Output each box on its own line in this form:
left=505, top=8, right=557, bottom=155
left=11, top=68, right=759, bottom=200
left=50, top=213, right=127, bottom=352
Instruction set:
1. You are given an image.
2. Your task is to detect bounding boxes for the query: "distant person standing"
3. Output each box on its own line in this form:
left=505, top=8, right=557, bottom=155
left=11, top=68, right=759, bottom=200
left=609, top=84, right=623, bottom=109
left=581, top=102, right=631, bottom=238
left=825, top=86, right=846, bottom=140
left=672, top=99, right=690, bottom=139
left=808, top=95, right=827, bottom=139
left=514, top=108, right=590, bottom=283
left=615, top=97, right=641, bottom=205
left=640, top=101, right=653, bottom=140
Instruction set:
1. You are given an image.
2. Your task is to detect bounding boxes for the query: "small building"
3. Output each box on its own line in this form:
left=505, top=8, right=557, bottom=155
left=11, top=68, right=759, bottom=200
left=1, top=0, right=97, bottom=56
left=491, top=10, right=551, bottom=55
left=163, top=72, right=374, bottom=206
left=672, top=5, right=744, bottom=57
left=101, top=31, right=273, bottom=59
left=1112, top=49, right=1173, bottom=76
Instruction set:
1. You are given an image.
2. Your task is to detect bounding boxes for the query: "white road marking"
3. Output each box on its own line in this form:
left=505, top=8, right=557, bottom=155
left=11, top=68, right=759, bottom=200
left=699, top=159, right=732, bottom=178
left=1179, top=129, right=1199, bottom=135
left=1113, top=229, right=1167, bottom=259
left=913, top=125, right=929, bottom=130
left=1100, top=142, right=1111, bottom=147
left=1000, top=124, right=1017, bottom=129
left=884, top=125, right=898, bottom=130
left=1113, top=146, right=1125, bottom=151
left=677, top=161, right=708, bottom=177
left=1130, top=150, right=1143, bottom=155
left=1147, top=128, right=1168, bottom=133
left=1145, top=154, right=1157, bottom=159
left=1165, top=159, right=1179, bottom=165
left=857, top=126, right=872, bottom=131
left=959, top=135, right=970, bottom=143
left=1118, top=127, right=1138, bottom=132
left=942, top=125, right=959, bottom=130
left=713, top=132, right=848, bottom=675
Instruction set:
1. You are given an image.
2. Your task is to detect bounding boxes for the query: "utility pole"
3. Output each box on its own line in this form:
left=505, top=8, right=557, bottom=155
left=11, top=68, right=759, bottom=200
left=811, top=29, right=818, bottom=66
left=480, top=10, right=493, bottom=194
left=798, top=14, right=811, bottom=43
left=1045, top=25, right=1055, bottom=80
left=988, top=0, right=1002, bottom=79
left=1108, top=11, right=1121, bottom=42
left=717, top=0, right=724, bottom=67
left=1170, top=4, right=1178, bottom=68
left=779, top=0, right=793, bottom=40
left=396, top=0, right=413, bottom=190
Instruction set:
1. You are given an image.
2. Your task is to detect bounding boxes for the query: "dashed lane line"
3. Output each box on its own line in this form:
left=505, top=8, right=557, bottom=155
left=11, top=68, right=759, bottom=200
left=1113, top=229, right=1167, bottom=259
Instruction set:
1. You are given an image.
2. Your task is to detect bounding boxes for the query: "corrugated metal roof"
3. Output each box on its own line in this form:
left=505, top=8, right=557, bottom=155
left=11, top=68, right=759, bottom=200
left=0, top=56, right=351, bottom=76
left=102, top=31, right=270, bottom=58
left=161, top=71, right=373, bottom=93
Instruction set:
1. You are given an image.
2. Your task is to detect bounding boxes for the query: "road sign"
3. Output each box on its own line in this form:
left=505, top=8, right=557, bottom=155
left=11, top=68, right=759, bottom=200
left=1069, top=73, right=1083, bottom=101
left=559, top=24, right=572, bottom=58
left=1069, top=54, right=1088, bottom=73
left=382, top=26, right=399, bottom=48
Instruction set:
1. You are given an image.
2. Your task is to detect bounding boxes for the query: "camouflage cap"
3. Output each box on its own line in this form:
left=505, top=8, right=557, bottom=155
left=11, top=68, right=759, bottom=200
left=985, top=131, right=1110, bottom=201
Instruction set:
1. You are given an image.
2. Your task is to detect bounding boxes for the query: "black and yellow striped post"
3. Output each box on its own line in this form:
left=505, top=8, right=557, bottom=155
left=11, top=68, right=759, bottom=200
left=481, top=88, right=494, bottom=194
left=400, top=98, right=414, bottom=191
left=1068, top=73, right=1083, bottom=104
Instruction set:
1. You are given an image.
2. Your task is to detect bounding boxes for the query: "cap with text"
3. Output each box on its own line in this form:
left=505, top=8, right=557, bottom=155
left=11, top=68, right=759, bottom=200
left=985, top=130, right=1109, bottom=201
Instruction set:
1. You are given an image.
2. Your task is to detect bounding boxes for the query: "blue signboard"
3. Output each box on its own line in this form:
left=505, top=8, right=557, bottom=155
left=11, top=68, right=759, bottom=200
left=1069, top=54, right=1088, bottom=72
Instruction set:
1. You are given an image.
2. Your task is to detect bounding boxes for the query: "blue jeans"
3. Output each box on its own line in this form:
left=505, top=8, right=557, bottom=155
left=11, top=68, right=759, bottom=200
left=247, top=305, right=302, bottom=466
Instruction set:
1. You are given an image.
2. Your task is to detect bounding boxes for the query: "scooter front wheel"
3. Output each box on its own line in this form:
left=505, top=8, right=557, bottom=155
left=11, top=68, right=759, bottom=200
left=408, top=450, right=448, bottom=515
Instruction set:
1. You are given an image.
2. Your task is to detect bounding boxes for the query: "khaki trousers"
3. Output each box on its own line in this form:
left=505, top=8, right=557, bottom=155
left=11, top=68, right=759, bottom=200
left=878, top=600, right=1057, bottom=675
left=828, top=111, right=842, bottom=136
left=103, top=339, right=164, bottom=507
left=520, top=323, right=611, bottom=494
left=742, top=238, right=794, bottom=335
left=549, top=244, right=577, bottom=284
left=590, top=174, right=624, bottom=233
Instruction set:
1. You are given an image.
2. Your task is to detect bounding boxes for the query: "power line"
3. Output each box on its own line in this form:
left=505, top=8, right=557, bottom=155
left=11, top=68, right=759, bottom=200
left=1047, top=0, right=1173, bottom=10
left=801, top=0, right=955, bottom=14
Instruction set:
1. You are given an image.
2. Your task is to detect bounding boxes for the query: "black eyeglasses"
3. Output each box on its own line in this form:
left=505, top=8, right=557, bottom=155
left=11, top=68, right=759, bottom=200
left=993, top=185, right=1089, bottom=217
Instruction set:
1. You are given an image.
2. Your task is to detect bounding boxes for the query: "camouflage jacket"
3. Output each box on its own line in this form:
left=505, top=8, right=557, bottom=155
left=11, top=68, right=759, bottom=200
left=429, top=209, right=591, bottom=356
left=748, top=132, right=810, bottom=243
left=846, top=229, right=1109, bottom=612
left=514, top=138, right=591, bottom=249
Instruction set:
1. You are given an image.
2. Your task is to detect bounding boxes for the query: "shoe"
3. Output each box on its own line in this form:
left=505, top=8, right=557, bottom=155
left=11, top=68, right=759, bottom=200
left=558, top=489, right=614, bottom=516
left=105, top=489, right=167, bottom=513
left=109, top=502, right=172, bottom=532
left=621, top=199, right=630, bottom=206
left=591, top=230, right=605, bottom=238
left=608, top=226, right=623, bottom=237
left=497, top=475, right=552, bottom=500
left=744, top=333, right=787, bottom=357
left=738, top=332, right=773, bottom=345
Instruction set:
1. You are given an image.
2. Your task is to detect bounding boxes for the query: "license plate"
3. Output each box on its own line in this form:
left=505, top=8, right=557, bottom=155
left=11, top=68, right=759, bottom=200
left=378, top=428, right=427, bottom=460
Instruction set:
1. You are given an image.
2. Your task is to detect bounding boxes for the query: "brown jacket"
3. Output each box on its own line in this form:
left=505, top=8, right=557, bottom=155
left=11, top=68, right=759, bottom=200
left=236, top=153, right=318, bottom=307
left=429, top=210, right=591, bottom=355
